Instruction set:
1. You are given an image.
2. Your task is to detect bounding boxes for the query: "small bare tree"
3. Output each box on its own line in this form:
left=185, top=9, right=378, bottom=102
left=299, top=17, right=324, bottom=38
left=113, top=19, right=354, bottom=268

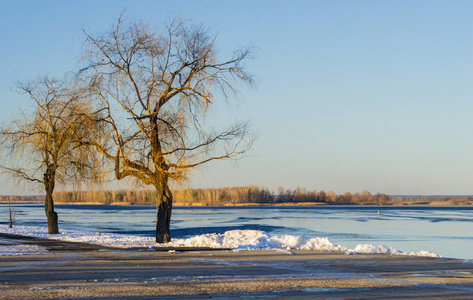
left=0, top=76, right=103, bottom=234
left=80, top=16, right=255, bottom=243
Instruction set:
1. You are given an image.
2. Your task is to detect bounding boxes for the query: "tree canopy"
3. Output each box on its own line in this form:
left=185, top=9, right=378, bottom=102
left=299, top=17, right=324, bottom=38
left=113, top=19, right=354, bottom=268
left=0, top=76, right=103, bottom=233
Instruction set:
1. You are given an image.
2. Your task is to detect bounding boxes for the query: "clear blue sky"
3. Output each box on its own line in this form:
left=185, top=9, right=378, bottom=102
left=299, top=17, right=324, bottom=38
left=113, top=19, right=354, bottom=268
left=1, top=0, right=472, bottom=195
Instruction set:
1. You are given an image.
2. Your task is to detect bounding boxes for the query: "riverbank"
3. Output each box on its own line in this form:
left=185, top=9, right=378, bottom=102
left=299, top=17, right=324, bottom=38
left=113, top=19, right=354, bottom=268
left=1, top=237, right=473, bottom=299
left=2, top=200, right=472, bottom=206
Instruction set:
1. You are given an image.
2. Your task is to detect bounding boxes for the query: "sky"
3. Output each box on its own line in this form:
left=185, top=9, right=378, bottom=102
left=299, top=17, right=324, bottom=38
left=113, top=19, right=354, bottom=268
left=0, top=0, right=472, bottom=195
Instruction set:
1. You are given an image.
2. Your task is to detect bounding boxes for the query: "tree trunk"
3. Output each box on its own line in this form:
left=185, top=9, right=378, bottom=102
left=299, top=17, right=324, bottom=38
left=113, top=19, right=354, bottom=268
left=44, top=167, right=59, bottom=234
left=155, top=182, right=173, bottom=243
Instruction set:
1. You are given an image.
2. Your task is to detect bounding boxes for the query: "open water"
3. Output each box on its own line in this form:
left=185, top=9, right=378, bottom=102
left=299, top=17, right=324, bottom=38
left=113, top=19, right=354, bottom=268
left=2, top=203, right=473, bottom=259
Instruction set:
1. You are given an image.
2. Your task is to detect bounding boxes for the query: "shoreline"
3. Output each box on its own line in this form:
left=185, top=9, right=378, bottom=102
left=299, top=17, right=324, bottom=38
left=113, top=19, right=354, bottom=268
left=2, top=200, right=472, bottom=206
left=1, top=235, right=473, bottom=299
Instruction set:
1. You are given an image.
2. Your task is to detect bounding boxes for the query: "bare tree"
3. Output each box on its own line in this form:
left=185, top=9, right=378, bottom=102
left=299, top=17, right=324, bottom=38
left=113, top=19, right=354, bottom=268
left=0, top=76, right=103, bottom=234
left=80, top=16, right=255, bottom=243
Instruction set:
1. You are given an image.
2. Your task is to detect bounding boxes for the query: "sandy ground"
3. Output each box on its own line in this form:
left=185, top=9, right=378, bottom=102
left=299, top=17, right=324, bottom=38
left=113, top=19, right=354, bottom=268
left=1, top=236, right=473, bottom=299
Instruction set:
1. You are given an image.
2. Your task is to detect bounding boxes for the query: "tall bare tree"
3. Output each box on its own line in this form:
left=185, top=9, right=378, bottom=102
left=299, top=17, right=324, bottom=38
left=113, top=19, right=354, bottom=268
left=0, top=76, right=103, bottom=234
left=80, top=16, right=255, bottom=243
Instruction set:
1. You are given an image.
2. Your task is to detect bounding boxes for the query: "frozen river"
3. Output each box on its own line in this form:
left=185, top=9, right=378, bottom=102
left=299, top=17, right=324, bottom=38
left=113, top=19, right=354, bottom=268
left=2, top=203, right=473, bottom=259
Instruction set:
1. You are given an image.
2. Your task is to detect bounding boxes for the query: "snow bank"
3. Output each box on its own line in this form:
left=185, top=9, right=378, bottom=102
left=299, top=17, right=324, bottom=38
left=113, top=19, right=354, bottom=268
left=346, top=244, right=402, bottom=255
left=0, top=225, right=155, bottom=249
left=347, top=244, right=439, bottom=257
left=0, top=225, right=439, bottom=257
left=163, top=230, right=347, bottom=252
left=407, top=250, right=440, bottom=258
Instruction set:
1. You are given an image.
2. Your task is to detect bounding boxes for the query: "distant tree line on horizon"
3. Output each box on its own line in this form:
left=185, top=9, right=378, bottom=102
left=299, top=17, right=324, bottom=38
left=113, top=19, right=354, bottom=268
left=36, top=186, right=436, bottom=206
left=2, top=188, right=472, bottom=206
left=390, top=195, right=471, bottom=205
left=49, top=186, right=392, bottom=205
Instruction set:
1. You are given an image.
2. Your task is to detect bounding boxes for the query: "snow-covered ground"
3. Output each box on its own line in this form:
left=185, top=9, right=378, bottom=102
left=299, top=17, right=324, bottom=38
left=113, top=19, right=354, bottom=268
left=0, top=225, right=439, bottom=257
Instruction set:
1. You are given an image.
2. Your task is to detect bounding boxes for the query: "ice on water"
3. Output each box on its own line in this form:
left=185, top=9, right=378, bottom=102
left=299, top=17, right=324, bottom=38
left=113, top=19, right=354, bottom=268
left=0, top=225, right=438, bottom=257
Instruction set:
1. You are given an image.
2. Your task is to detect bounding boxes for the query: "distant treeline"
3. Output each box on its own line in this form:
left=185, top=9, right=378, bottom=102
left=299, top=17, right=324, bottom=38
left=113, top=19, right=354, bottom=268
left=2, top=188, right=471, bottom=206
left=0, top=195, right=44, bottom=203
left=390, top=195, right=471, bottom=205
left=50, top=186, right=392, bottom=206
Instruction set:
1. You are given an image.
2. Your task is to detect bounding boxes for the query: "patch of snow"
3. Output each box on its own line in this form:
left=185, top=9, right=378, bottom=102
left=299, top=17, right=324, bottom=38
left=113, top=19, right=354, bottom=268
left=0, top=244, right=48, bottom=256
left=161, top=230, right=347, bottom=252
left=346, top=244, right=402, bottom=255
left=275, top=248, right=295, bottom=255
left=462, top=259, right=473, bottom=264
left=408, top=250, right=439, bottom=257
left=29, top=286, right=62, bottom=291
left=346, top=243, right=440, bottom=257
left=1, top=225, right=155, bottom=248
